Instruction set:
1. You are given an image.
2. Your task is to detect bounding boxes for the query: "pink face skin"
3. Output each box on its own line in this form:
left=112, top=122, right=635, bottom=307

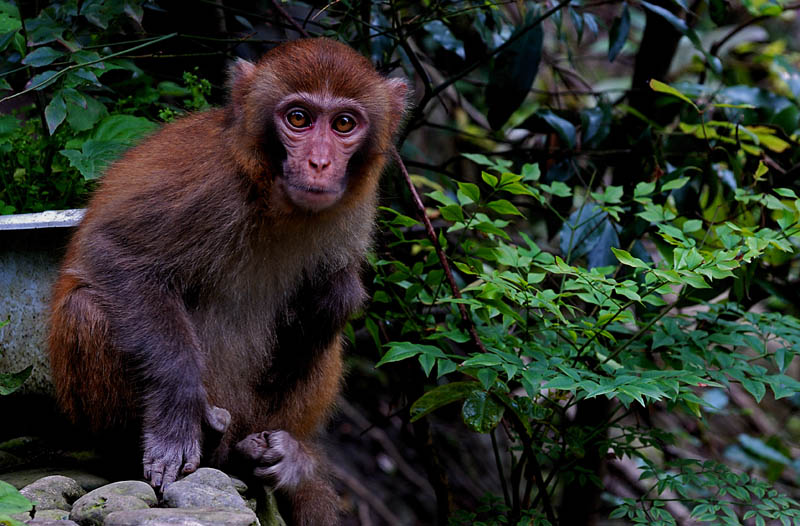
left=274, top=92, right=370, bottom=212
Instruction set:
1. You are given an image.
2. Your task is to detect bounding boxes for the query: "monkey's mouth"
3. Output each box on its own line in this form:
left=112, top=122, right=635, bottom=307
left=284, top=181, right=344, bottom=211
left=290, top=183, right=334, bottom=194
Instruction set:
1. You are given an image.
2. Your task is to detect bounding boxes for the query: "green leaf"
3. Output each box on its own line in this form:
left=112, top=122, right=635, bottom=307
left=461, top=390, right=504, bottom=433
left=462, top=153, right=494, bottom=167
left=649, top=79, right=699, bottom=112
left=608, top=4, right=630, bottom=62
left=92, top=114, right=158, bottom=143
left=754, top=160, right=768, bottom=182
left=741, top=378, right=766, bottom=403
left=634, top=181, right=656, bottom=198
left=611, top=247, right=649, bottom=269
left=486, top=199, right=522, bottom=216
left=662, top=176, right=691, bottom=191
left=439, top=204, right=464, bottom=222
left=0, top=480, right=32, bottom=515
left=457, top=182, right=480, bottom=205
left=0, top=365, right=32, bottom=396
left=44, top=94, right=66, bottom=135
left=21, top=46, right=64, bottom=67
left=481, top=171, right=498, bottom=188
left=26, top=70, right=59, bottom=90
left=65, top=95, right=107, bottom=132
left=682, top=219, right=703, bottom=233
left=377, top=342, right=441, bottom=368
left=462, top=354, right=503, bottom=368
left=410, top=381, right=479, bottom=422
left=60, top=139, right=126, bottom=180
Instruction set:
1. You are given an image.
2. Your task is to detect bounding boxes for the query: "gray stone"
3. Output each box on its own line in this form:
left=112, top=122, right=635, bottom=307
left=20, top=475, right=85, bottom=511
left=105, top=508, right=258, bottom=526
left=163, top=468, right=250, bottom=512
left=26, top=519, right=78, bottom=525
left=30, top=509, right=70, bottom=520
left=229, top=476, right=248, bottom=495
left=12, top=511, right=32, bottom=522
left=0, top=469, right=108, bottom=491
left=70, top=481, right=156, bottom=526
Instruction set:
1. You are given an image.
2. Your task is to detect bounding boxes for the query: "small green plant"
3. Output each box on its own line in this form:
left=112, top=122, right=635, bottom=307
left=0, top=480, right=31, bottom=526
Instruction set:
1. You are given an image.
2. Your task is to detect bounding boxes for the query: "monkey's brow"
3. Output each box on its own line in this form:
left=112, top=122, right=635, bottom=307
left=280, top=92, right=365, bottom=114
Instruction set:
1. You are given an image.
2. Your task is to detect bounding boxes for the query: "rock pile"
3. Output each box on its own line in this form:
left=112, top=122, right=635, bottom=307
left=5, top=468, right=284, bottom=526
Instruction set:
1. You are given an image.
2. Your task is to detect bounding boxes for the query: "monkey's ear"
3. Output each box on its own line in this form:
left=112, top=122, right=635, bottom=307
left=385, top=77, right=410, bottom=121
left=230, top=58, right=256, bottom=86
left=229, top=59, right=257, bottom=114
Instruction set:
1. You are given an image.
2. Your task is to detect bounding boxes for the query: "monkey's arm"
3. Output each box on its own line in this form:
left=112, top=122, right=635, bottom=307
left=81, top=219, right=230, bottom=489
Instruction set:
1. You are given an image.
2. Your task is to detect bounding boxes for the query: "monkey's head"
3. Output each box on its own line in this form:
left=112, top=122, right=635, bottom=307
left=229, top=38, right=409, bottom=213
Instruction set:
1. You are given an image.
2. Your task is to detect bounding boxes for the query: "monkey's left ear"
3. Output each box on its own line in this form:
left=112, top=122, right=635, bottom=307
left=385, top=77, right=410, bottom=121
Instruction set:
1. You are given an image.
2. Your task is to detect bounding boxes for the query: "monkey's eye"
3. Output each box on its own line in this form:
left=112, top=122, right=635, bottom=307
left=332, top=115, right=356, bottom=134
left=286, top=110, right=311, bottom=129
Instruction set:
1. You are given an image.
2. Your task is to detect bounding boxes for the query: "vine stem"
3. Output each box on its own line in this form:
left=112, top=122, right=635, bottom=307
left=392, top=147, right=488, bottom=355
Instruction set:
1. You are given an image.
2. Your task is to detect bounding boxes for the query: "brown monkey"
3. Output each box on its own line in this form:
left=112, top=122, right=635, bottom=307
left=48, top=38, right=407, bottom=525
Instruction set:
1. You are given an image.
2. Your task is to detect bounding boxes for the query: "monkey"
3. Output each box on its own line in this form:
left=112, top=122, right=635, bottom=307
left=47, top=38, right=408, bottom=525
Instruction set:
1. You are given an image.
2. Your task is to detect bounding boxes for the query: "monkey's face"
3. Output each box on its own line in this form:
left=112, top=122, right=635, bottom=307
left=273, top=92, right=370, bottom=212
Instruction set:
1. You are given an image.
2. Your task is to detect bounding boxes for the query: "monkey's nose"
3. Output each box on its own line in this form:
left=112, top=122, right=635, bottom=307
left=309, top=157, right=331, bottom=172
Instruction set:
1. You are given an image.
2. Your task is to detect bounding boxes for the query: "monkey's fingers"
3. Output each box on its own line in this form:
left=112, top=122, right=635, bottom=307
left=234, top=431, right=271, bottom=461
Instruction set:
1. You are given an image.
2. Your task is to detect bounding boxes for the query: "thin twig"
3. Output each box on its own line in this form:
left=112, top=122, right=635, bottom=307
left=392, top=147, right=488, bottom=355
left=1, top=33, right=178, bottom=104
left=491, top=428, right=511, bottom=508
left=271, top=0, right=312, bottom=38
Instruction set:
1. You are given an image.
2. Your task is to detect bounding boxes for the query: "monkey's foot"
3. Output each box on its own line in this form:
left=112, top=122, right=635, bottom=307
left=142, top=431, right=202, bottom=491
left=234, top=430, right=316, bottom=491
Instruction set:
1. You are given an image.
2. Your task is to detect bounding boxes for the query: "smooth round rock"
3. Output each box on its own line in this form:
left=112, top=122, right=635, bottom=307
left=70, top=481, right=156, bottom=526
left=29, top=508, right=71, bottom=520
left=24, top=520, right=79, bottom=526
left=20, top=475, right=85, bottom=511
left=104, top=508, right=258, bottom=526
left=162, top=468, right=250, bottom=512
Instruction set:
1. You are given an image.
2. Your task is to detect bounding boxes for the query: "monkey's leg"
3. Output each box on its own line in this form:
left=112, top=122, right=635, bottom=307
left=51, top=275, right=232, bottom=485
left=49, top=276, right=136, bottom=430
left=235, top=430, right=339, bottom=525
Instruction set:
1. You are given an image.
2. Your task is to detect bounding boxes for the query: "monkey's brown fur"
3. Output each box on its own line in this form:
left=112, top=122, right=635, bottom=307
left=48, top=38, right=407, bottom=525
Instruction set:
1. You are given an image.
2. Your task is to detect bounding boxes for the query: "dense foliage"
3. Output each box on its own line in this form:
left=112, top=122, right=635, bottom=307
left=3, top=1, right=800, bottom=525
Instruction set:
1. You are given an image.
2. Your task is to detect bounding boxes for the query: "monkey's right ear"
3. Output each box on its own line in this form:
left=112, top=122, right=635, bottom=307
left=229, top=59, right=257, bottom=113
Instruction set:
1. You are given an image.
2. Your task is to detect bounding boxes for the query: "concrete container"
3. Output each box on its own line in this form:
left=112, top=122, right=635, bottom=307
left=0, top=210, right=84, bottom=395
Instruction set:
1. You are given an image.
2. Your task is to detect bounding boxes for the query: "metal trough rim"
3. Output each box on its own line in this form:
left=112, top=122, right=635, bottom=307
left=0, top=209, right=85, bottom=230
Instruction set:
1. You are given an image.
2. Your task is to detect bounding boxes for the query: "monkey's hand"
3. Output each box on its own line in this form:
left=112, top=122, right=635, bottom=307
left=234, top=430, right=316, bottom=491
left=143, top=404, right=231, bottom=490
